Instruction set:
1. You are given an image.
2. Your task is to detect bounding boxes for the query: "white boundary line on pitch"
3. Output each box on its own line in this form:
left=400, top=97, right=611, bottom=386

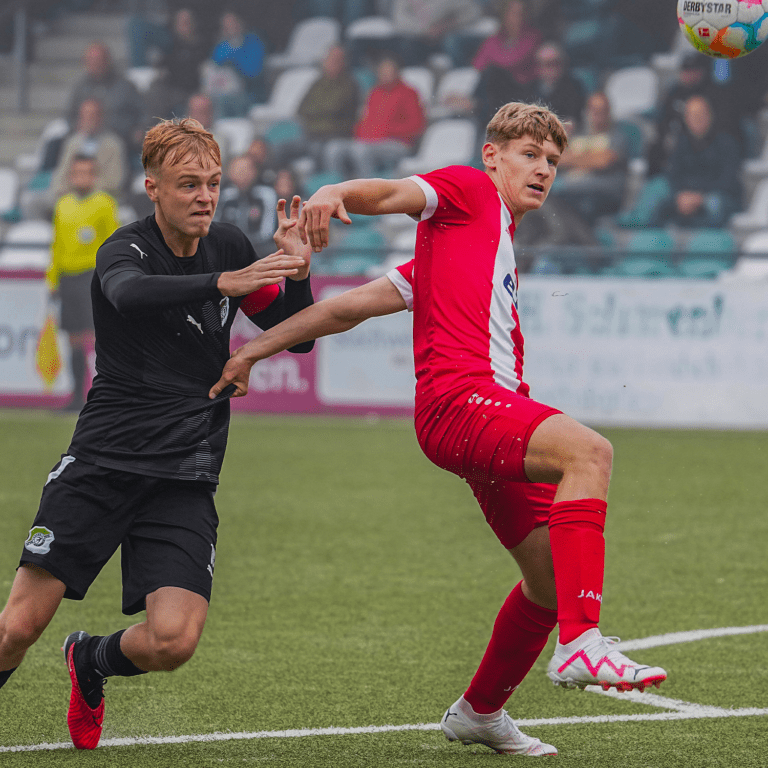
left=3, top=624, right=767, bottom=754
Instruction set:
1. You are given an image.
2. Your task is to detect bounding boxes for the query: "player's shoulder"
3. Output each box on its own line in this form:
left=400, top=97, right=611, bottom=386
left=419, top=164, right=489, bottom=185
left=96, top=216, right=154, bottom=259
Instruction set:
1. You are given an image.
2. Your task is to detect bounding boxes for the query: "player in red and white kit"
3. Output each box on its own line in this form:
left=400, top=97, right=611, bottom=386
left=210, top=102, right=667, bottom=757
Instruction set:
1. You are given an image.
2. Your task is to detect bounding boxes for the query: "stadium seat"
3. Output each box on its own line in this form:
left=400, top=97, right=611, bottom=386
left=0, top=220, right=53, bottom=270
left=264, top=119, right=303, bottom=149
left=604, top=66, right=659, bottom=121
left=345, top=16, right=397, bottom=67
left=213, top=118, right=256, bottom=157
left=337, top=226, right=386, bottom=256
left=15, top=117, right=69, bottom=174
left=401, top=67, right=435, bottom=110
left=249, top=67, right=320, bottom=131
left=678, top=257, right=732, bottom=279
left=741, top=230, right=768, bottom=255
left=267, top=17, right=341, bottom=70
left=684, top=228, right=736, bottom=257
left=125, top=66, right=160, bottom=93
left=397, top=119, right=476, bottom=176
left=330, top=253, right=382, bottom=275
left=731, top=178, right=768, bottom=231
left=0, top=168, right=20, bottom=219
left=614, top=229, right=676, bottom=277
left=304, top=170, right=344, bottom=198
left=430, top=67, right=480, bottom=119
left=743, top=133, right=768, bottom=178
left=723, top=256, right=768, bottom=280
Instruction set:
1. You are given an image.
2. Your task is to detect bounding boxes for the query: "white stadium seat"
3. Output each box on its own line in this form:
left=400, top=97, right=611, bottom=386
left=401, top=67, right=435, bottom=109
left=0, top=167, right=20, bottom=216
left=397, top=119, right=477, bottom=176
left=213, top=118, right=256, bottom=157
left=431, top=67, right=480, bottom=119
left=345, top=15, right=396, bottom=41
left=0, top=220, right=53, bottom=270
left=267, top=17, right=340, bottom=70
left=249, top=66, right=320, bottom=131
left=604, top=66, right=659, bottom=121
left=731, top=178, right=768, bottom=231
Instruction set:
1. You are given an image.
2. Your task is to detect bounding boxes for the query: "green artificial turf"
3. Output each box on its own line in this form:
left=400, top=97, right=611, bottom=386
left=0, top=411, right=766, bottom=766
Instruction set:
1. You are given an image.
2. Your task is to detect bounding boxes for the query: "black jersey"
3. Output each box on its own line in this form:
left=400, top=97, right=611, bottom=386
left=67, top=215, right=313, bottom=483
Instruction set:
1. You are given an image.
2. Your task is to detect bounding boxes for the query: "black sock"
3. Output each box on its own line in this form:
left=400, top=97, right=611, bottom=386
left=0, top=667, right=17, bottom=689
left=75, top=631, right=146, bottom=709
left=90, top=630, right=146, bottom=679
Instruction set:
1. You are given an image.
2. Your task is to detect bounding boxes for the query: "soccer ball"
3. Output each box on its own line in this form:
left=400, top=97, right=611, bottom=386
left=678, top=0, right=768, bottom=58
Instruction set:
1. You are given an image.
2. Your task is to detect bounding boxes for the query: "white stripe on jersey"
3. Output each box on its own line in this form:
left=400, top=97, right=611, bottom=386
left=488, top=199, right=522, bottom=392
left=387, top=268, right=414, bottom=311
left=408, top=175, right=438, bottom=221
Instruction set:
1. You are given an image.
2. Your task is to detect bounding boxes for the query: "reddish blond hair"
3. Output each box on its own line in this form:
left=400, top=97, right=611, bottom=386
left=486, top=101, right=569, bottom=153
left=142, top=118, right=221, bottom=174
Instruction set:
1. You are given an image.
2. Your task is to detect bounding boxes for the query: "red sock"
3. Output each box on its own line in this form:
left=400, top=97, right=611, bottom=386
left=548, top=498, right=607, bottom=645
left=464, top=581, right=557, bottom=714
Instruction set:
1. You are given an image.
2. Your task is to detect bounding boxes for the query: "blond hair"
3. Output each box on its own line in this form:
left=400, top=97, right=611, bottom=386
left=486, top=102, right=569, bottom=153
left=142, top=118, right=221, bottom=174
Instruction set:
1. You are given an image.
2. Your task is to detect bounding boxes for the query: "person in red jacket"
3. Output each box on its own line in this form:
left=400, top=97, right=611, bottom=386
left=324, top=54, right=426, bottom=179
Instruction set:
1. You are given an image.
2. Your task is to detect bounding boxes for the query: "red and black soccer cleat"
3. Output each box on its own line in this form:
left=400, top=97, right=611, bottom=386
left=62, top=631, right=105, bottom=750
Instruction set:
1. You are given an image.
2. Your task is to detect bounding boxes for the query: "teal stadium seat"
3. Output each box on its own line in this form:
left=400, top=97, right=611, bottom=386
left=615, top=229, right=676, bottom=277
left=264, top=119, right=303, bottom=149
left=679, top=229, right=736, bottom=278
left=304, top=171, right=344, bottom=198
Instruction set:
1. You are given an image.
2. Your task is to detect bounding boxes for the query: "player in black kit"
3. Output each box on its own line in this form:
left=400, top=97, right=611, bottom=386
left=0, top=118, right=314, bottom=749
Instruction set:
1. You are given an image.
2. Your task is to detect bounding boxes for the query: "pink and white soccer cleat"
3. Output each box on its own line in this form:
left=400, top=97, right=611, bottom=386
left=547, top=628, right=667, bottom=692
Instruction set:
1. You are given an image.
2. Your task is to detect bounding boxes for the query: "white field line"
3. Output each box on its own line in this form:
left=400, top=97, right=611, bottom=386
left=2, top=624, right=767, bottom=754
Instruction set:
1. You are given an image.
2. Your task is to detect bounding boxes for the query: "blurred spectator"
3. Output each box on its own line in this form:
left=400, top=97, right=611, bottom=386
left=216, top=155, right=278, bottom=252
left=523, top=42, right=586, bottom=132
left=548, top=91, right=629, bottom=223
left=186, top=92, right=232, bottom=168
left=51, top=99, right=127, bottom=206
left=48, top=154, right=120, bottom=412
left=203, top=11, right=266, bottom=117
left=659, top=94, right=741, bottom=228
left=145, top=7, right=211, bottom=120
left=126, top=0, right=172, bottom=67
left=324, top=55, right=425, bottom=179
left=390, top=0, right=483, bottom=67
left=471, top=0, right=543, bottom=123
left=292, top=46, right=360, bottom=167
left=273, top=167, right=303, bottom=203
left=246, top=137, right=278, bottom=186
left=647, top=52, right=737, bottom=176
left=472, top=0, right=541, bottom=82
left=67, top=42, right=144, bottom=149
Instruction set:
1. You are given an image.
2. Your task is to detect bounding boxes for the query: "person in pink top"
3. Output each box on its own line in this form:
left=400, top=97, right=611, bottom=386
left=472, top=0, right=542, bottom=85
left=210, top=102, right=668, bottom=757
left=323, top=55, right=426, bottom=180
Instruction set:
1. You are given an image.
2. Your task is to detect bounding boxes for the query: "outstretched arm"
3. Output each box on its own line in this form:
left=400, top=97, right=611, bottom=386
left=209, top=276, right=407, bottom=398
left=299, top=177, right=427, bottom=252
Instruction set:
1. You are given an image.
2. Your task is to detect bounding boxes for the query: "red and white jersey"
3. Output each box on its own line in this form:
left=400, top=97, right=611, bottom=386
left=386, top=165, right=528, bottom=402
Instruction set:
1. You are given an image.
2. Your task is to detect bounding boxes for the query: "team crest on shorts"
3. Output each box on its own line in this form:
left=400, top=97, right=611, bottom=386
left=219, top=297, right=230, bottom=326
left=25, top=526, right=55, bottom=555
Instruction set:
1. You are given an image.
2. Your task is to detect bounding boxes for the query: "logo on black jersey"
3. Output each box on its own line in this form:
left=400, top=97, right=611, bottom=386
left=186, top=314, right=203, bottom=334
left=219, top=297, right=230, bottom=326
left=129, top=243, right=148, bottom=260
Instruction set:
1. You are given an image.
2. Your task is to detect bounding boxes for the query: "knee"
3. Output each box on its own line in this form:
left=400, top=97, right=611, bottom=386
left=150, top=631, right=199, bottom=672
left=587, top=433, right=613, bottom=478
left=0, top=613, right=46, bottom=655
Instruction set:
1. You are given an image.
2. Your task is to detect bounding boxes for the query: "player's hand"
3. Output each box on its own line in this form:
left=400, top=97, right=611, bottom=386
left=217, top=250, right=306, bottom=297
left=274, top=196, right=311, bottom=280
left=298, top=185, right=351, bottom=252
left=209, top=349, right=252, bottom=399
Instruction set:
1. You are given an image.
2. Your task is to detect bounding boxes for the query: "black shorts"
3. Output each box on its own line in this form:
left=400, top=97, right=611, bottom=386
left=19, top=456, right=218, bottom=615
left=59, top=271, right=94, bottom=334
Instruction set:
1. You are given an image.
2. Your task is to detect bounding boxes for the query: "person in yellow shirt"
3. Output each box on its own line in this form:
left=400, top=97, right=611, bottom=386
left=48, top=154, right=120, bottom=412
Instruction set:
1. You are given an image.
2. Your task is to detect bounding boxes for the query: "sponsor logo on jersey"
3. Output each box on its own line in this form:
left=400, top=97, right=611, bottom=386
left=503, top=271, right=519, bottom=309
left=186, top=314, right=204, bottom=334
left=129, top=243, right=148, bottom=259
left=25, top=526, right=55, bottom=555
left=219, top=297, right=230, bottom=326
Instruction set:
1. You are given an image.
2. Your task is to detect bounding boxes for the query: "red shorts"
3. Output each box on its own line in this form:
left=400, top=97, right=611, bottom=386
left=415, top=383, right=560, bottom=549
